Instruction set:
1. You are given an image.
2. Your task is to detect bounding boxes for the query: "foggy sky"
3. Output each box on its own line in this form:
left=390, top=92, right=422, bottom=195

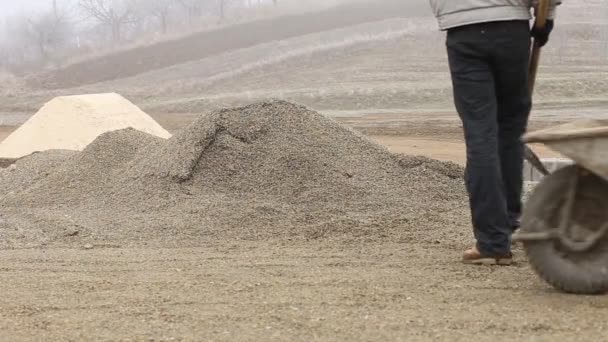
left=0, top=0, right=430, bottom=22
left=0, top=0, right=58, bottom=18
left=0, top=0, right=74, bottom=18
left=0, top=0, right=49, bottom=15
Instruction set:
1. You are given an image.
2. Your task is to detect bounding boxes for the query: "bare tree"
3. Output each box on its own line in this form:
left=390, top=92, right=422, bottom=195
left=217, top=0, right=240, bottom=19
left=175, top=0, right=242, bottom=22
left=218, top=0, right=227, bottom=19
left=27, top=12, right=72, bottom=62
left=179, top=0, right=233, bottom=21
left=176, top=0, right=211, bottom=24
left=79, top=0, right=137, bottom=44
left=139, top=0, right=174, bottom=34
left=603, top=4, right=608, bottom=61
left=53, top=0, right=59, bottom=18
left=0, top=6, right=73, bottom=68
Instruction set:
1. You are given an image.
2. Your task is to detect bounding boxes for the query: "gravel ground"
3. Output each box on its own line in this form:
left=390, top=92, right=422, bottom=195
left=1, top=101, right=605, bottom=341
left=1, top=243, right=607, bottom=341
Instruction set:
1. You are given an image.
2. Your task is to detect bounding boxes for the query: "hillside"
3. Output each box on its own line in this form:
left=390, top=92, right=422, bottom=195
left=28, top=0, right=430, bottom=89
left=4, top=0, right=607, bottom=121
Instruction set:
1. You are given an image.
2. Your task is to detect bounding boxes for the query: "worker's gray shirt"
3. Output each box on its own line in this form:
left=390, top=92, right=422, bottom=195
left=429, top=0, right=562, bottom=30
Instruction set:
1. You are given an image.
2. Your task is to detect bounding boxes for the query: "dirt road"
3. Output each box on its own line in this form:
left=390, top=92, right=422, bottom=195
left=370, top=136, right=560, bottom=165
left=1, top=242, right=607, bottom=341
left=0, top=126, right=12, bottom=143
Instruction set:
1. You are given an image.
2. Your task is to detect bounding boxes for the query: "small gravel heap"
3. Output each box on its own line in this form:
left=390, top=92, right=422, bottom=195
left=0, top=101, right=469, bottom=248
left=0, top=150, right=76, bottom=196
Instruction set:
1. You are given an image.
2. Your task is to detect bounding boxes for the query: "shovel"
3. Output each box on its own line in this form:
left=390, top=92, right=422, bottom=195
left=523, top=0, right=551, bottom=176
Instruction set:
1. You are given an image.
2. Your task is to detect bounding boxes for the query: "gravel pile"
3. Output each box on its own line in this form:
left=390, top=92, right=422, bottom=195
left=0, top=150, right=76, bottom=198
left=0, top=101, right=470, bottom=248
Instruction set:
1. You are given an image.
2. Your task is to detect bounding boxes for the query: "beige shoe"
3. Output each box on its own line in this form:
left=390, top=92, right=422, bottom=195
left=462, top=246, right=512, bottom=266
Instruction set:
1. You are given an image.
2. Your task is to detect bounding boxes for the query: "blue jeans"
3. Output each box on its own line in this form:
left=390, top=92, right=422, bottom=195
left=447, top=20, right=532, bottom=256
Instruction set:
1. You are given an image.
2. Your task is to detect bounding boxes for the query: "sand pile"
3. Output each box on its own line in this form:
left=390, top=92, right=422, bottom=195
left=0, top=101, right=469, bottom=248
left=0, top=93, right=171, bottom=159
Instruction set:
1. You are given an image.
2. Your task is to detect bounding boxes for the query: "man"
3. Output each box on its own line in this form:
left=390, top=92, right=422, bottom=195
left=429, top=0, right=561, bottom=265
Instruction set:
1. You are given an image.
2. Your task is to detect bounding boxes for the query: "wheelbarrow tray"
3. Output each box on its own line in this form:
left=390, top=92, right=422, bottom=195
left=523, top=119, right=608, bottom=182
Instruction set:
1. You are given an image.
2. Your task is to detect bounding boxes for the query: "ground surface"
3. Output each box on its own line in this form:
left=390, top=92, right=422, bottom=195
left=0, top=113, right=599, bottom=342
left=1, top=242, right=607, bottom=342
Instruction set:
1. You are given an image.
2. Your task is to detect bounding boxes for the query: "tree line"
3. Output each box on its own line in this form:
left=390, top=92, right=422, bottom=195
left=0, top=0, right=279, bottom=72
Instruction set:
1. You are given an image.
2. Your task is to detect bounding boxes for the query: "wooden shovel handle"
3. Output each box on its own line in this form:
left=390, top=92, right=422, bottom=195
left=525, top=0, right=552, bottom=176
left=528, top=0, right=551, bottom=94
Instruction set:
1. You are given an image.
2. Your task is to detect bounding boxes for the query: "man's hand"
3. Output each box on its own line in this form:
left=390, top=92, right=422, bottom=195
left=531, top=19, right=554, bottom=47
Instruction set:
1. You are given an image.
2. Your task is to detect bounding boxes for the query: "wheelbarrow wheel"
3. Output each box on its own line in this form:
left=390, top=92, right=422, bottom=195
left=521, top=165, right=608, bottom=295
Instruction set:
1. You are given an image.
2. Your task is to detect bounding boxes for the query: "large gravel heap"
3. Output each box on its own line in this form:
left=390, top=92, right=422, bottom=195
left=0, top=101, right=469, bottom=248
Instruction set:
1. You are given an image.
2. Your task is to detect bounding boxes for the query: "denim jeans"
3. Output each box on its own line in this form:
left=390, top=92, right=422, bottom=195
left=446, top=20, right=532, bottom=255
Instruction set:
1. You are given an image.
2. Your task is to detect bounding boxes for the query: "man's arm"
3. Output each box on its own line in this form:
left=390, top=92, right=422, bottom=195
left=531, top=0, right=562, bottom=47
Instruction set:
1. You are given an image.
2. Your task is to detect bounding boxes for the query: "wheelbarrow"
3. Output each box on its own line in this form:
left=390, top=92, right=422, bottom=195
left=514, top=119, right=608, bottom=294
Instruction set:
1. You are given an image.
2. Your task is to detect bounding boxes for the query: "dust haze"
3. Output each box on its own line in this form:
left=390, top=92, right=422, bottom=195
left=0, top=0, right=431, bottom=72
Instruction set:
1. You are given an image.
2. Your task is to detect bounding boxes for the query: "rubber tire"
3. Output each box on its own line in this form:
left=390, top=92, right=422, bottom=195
left=522, top=165, right=608, bottom=295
